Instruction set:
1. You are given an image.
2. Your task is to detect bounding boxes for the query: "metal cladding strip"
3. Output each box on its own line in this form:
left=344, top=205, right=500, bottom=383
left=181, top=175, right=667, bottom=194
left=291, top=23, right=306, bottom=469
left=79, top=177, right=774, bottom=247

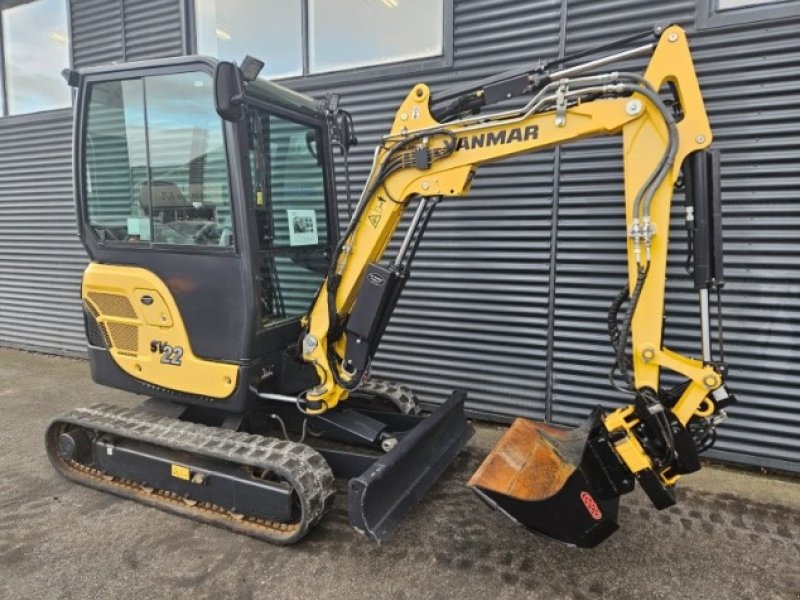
left=70, top=0, right=124, bottom=68
left=45, top=403, right=335, bottom=544
left=123, top=0, right=184, bottom=61
left=0, top=111, right=84, bottom=355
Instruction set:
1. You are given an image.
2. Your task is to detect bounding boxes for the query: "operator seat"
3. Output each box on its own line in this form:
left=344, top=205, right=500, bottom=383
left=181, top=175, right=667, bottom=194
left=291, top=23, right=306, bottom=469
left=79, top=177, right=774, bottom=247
left=139, top=180, right=192, bottom=222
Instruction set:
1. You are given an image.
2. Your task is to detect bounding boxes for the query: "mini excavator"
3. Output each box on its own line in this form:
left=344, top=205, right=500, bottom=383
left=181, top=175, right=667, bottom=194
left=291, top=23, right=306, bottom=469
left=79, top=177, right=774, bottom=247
left=48, top=25, right=733, bottom=548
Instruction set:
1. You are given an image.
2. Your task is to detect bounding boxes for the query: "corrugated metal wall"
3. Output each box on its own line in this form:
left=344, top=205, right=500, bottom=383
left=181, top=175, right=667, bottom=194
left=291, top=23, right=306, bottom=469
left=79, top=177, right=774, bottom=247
left=0, top=112, right=82, bottom=353
left=0, top=0, right=797, bottom=471
left=70, top=0, right=124, bottom=68
left=123, top=0, right=184, bottom=61
left=0, top=0, right=184, bottom=355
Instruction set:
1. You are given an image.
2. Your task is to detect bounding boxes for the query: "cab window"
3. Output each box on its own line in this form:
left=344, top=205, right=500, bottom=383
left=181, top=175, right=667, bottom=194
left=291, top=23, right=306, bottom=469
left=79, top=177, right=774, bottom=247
left=83, top=71, right=234, bottom=249
left=247, top=104, right=330, bottom=324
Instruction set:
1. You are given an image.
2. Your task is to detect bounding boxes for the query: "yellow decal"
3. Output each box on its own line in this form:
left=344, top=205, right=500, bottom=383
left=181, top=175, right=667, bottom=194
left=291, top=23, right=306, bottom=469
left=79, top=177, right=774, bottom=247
left=171, top=464, right=191, bottom=481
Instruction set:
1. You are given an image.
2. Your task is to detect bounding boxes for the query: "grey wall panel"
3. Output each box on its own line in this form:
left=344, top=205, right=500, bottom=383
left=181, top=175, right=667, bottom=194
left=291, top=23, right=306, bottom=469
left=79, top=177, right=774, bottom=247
left=692, top=19, right=800, bottom=469
left=71, top=0, right=183, bottom=66
left=552, top=0, right=800, bottom=470
left=288, top=0, right=565, bottom=419
left=70, top=0, right=124, bottom=68
left=123, top=0, right=183, bottom=61
left=0, top=112, right=86, bottom=355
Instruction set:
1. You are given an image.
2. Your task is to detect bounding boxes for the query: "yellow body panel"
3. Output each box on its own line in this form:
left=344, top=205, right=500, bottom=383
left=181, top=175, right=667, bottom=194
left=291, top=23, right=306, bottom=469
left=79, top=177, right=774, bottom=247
left=623, top=26, right=714, bottom=396
left=82, top=263, right=238, bottom=399
left=304, top=97, right=643, bottom=408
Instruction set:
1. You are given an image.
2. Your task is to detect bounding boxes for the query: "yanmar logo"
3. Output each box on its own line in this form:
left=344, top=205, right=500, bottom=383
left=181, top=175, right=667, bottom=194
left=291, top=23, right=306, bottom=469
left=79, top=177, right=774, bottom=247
left=367, top=272, right=385, bottom=286
left=445, top=125, right=539, bottom=152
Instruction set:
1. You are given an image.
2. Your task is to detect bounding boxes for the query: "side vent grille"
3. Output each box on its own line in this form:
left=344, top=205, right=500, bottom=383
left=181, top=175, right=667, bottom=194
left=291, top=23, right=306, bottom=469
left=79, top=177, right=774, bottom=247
left=99, top=323, right=113, bottom=348
left=105, top=322, right=139, bottom=354
left=84, top=292, right=139, bottom=355
left=86, top=292, right=136, bottom=319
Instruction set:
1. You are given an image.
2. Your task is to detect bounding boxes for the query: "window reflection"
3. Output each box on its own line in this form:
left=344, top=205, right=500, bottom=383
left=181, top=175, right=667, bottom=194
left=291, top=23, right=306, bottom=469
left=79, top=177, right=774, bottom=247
left=194, top=0, right=445, bottom=78
left=718, top=0, right=784, bottom=8
left=195, top=0, right=303, bottom=78
left=247, top=105, right=329, bottom=322
left=2, top=0, right=71, bottom=115
left=309, top=0, right=443, bottom=73
left=84, top=72, right=234, bottom=248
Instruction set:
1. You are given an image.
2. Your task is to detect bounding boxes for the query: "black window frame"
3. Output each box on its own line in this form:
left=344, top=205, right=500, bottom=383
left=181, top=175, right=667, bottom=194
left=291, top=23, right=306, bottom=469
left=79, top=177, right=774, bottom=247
left=186, top=0, right=454, bottom=85
left=0, top=0, right=73, bottom=118
left=696, top=0, right=800, bottom=29
left=242, top=95, right=338, bottom=328
left=244, top=98, right=334, bottom=252
left=79, top=62, right=239, bottom=256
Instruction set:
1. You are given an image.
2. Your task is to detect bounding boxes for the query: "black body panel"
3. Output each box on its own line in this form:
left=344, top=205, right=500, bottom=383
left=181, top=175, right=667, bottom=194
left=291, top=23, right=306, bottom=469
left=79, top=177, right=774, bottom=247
left=344, top=263, right=408, bottom=375
left=93, top=437, right=295, bottom=521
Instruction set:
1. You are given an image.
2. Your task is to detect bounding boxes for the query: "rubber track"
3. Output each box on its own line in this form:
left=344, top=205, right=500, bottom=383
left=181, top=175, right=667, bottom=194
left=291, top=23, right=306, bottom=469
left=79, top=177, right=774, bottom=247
left=46, top=403, right=335, bottom=545
left=353, top=378, right=421, bottom=415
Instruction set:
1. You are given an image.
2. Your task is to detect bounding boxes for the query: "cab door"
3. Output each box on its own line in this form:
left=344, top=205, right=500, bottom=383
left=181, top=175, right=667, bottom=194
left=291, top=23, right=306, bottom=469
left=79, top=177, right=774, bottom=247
left=77, top=64, right=256, bottom=367
left=243, top=101, right=337, bottom=357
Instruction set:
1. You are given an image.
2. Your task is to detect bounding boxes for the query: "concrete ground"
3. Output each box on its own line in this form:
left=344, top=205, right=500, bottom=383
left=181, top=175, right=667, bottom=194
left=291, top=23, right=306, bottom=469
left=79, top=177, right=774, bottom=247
left=0, top=348, right=798, bottom=599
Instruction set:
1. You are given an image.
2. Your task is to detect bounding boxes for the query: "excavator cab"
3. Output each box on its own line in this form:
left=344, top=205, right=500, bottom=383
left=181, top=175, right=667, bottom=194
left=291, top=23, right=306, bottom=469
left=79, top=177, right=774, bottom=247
left=75, top=57, right=337, bottom=406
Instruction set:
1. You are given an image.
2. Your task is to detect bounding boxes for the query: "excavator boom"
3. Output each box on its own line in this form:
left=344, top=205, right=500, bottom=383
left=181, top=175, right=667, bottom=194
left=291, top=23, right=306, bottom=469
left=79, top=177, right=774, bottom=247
left=299, top=24, right=734, bottom=546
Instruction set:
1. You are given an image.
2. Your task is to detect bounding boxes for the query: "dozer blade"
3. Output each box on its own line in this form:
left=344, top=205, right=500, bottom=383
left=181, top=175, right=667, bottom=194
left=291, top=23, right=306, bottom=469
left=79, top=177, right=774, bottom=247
left=468, top=408, right=630, bottom=548
left=348, top=390, right=473, bottom=543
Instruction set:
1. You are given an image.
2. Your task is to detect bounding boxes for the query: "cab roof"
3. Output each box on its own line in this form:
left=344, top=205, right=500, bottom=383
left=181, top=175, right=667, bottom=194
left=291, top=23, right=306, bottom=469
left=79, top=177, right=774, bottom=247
left=73, top=54, right=322, bottom=120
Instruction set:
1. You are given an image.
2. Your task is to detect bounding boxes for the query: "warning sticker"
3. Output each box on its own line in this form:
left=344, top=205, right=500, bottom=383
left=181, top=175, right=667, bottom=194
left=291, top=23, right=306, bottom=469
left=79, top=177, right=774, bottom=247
left=368, top=215, right=381, bottom=228
left=171, top=464, right=191, bottom=481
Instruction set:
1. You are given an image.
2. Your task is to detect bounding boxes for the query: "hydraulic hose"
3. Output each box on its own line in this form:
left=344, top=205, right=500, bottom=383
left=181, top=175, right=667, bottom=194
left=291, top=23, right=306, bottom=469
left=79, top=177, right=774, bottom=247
left=321, top=130, right=456, bottom=390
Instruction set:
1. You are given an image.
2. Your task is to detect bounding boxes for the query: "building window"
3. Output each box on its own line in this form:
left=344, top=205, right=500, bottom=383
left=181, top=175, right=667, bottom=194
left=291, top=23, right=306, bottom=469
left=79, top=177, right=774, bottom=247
left=718, top=0, right=791, bottom=8
left=195, top=0, right=447, bottom=79
left=697, top=0, right=800, bottom=28
left=0, top=0, right=71, bottom=116
left=195, top=0, right=303, bottom=79
left=308, top=0, right=443, bottom=74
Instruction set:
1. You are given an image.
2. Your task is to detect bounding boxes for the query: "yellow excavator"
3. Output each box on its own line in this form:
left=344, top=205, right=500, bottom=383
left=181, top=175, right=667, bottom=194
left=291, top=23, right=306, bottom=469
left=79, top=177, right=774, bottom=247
left=47, top=24, right=733, bottom=548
